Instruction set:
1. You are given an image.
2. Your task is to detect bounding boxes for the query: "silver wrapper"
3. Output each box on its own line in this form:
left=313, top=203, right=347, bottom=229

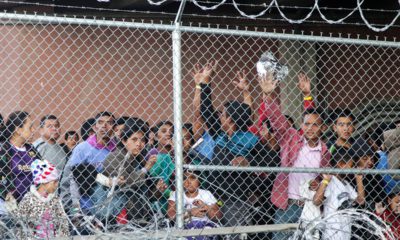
left=256, top=51, right=289, bottom=81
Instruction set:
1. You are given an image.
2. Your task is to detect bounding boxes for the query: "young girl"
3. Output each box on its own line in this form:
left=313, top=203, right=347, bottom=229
left=167, top=171, right=222, bottom=240
left=0, top=111, right=41, bottom=203
left=15, top=159, right=69, bottom=239
left=313, top=150, right=365, bottom=240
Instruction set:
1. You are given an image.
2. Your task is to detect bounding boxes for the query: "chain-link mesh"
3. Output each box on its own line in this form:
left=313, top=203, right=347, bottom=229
left=0, top=12, right=399, bottom=239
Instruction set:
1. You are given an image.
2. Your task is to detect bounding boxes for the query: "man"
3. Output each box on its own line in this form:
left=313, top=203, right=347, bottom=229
left=328, top=109, right=356, bottom=154
left=259, top=72, right=330, bottom=240
left=62, top=112, right=116, bottom=214
left=33, top=115, right=67, bottom=172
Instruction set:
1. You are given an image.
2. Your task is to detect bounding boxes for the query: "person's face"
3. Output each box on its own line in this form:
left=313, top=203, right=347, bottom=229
left=334, top=117, right=355, bottom=141
left=358, top=155, right=375, bottom=169
left=123, top=131, right=146, bottom=156
left=40, top=119, right=61, bottom=141
left=66, top=134, right=79, bottom=150
left=114, top=124, right=125, bottom=140
left=183, top=128, right=192, bottom=153
left=16, top=117, right=34, bottom=142
left=157, top=124, right=173, bottom=149
left=94, top=116, right=114, bottom=140
left=301, top=114, right=323, bottom=141
left=183, top=173, right=200, bottom=194
left=45, top=180, right=59, bottom=194
left=338, top=160, right=354, bottom=169
left=389, top=194, right=400, bottom=214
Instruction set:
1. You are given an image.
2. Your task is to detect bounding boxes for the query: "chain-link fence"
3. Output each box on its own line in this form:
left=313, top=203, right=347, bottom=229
left=0, top=12, right=399, bottom=239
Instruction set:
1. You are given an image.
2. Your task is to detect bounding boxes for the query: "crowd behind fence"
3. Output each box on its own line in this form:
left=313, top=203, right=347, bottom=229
left=0, top=12, right=399, bottom=239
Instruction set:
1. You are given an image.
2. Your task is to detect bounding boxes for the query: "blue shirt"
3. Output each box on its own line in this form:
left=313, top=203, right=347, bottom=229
left=376, top=151, right=400, bottom=194
left=194, top=131, right=216, bottom=161
left=68, top=141, right=111, bottom=172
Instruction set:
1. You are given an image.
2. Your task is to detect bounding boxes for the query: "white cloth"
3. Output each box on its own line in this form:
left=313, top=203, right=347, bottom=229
left=169, top=189, right=217, bottom=222
left=323, top=176, right=357, bottom=240
left=299, top=180, right=321, bottom=222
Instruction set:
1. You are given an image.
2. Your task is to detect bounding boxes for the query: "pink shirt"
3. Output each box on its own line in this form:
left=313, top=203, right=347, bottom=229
left=261, top=98, right=330, bottom=210
left=288, top=140, right=322, bottom=200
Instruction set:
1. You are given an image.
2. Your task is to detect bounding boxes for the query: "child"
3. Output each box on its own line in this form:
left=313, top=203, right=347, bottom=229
left=376, top=190, right=400, bottom=238
left=167, top=171, right=222, bottom=240
left=15, top=159, right=69, bottom=239
left=313, top=150, right=365, bottom=240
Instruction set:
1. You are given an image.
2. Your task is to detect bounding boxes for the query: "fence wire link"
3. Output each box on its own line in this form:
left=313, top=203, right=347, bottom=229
left=0, top=12, right=399, bottom=240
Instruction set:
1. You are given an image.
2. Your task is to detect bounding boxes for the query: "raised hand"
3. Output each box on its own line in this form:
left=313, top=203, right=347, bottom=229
left=191, top=61, right=217, bottom=85
left=145, top=154, right=158, bottom=171
left=233, top=70, right=250, bottom=91
left=258, top=71, right=278, bottom=95
left=297, top=72, right=311, bottom=97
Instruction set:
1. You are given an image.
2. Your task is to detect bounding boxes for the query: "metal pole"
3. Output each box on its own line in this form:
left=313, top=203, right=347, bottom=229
left=173, top=0, right=186, bottom=231
left=184, top=164, right=400, bottom=175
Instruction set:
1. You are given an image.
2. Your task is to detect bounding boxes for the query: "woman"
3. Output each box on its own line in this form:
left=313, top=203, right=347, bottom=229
left=0, top=111, right=41, bottom=203
left=91, top=118, right=157, bottom=222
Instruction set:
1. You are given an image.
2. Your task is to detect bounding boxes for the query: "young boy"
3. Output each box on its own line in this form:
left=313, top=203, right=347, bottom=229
left=15, top=159, right=69, bottom=239
left=313, top=150, right=365, bottom=240
left=167, top=171, right=222, bottom=236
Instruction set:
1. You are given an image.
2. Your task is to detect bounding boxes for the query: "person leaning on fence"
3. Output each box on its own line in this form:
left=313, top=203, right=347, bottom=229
left=60, top=130, right=80, bottom=159
left=313, top=150, right=365, bottom=240
left=259, top=72, right=330, bottom=240
left=167, top=170, right=222, bottom=240
left=144, top=120, right=175, bottom=213
left=33, top=115, right=67, bottom=173
left=350, top=142, right=385, bottom=240
left=93, top=118, right=157, bottom=223
left=13, top=159, right=69, bottom=239
left=197, top=63, right=270, bottom=230
left=62, top=112, right=116, bottom=216
left=0, top=111, right=42, bottom=204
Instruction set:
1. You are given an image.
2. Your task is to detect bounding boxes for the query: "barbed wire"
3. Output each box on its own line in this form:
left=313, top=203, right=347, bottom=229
left=0, top=0, right=399, bottom=32
left=147, top=0, right=400, bottom=32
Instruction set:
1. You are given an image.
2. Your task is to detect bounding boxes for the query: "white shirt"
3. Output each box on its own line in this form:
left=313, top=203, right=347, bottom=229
left=323, top=176, right=357, bottom=240
left=288, top=140, right=322, bottom=200
left=169, top=189, right=217, bottom=222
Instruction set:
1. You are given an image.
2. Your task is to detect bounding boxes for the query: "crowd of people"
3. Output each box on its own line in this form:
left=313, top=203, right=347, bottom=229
left=0, top=62, right=398, bottom=240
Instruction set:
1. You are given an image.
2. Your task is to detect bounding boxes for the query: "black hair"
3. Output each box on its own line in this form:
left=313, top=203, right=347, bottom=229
left=94, top=111, right=115, bottom=123
left=330, top=147, right=354, bottom=167
left=261, top=118, right=274, bottom=133
left=120, top=118, right=149, bottom=143
left=183, top=169, right=201, bottom=180
left=3, top=111, right=30, bottom=140
left=332, top=108, right=356, bottom=124
left=182, top=122, right=195, bottom=145
left=71, top=164, right=97, bottom=196
left=64, top=130, right=79, bottom=141
left=115, top=116, right=130, bottom=126
left=0, top=114, right=3, bottom=126
left=153, top=120, right=174, bottom=135
left=223, top=100, right=252, bottom=132
left=80, top=118, right=96, bottom=141
left=302, top=108, right=326, bottom=123
left=285, top=115, right=295, bottom=128
left=39, top=114, right=58, bottom=128
left=363, top=123, right=384, bottom=150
